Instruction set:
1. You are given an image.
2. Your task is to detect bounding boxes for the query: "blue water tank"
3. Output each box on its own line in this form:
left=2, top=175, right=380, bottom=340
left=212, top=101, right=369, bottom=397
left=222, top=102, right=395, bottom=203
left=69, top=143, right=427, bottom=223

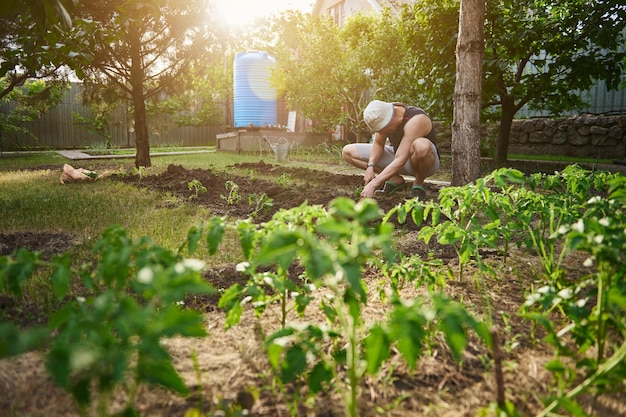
left=233, top=51, right=278, bottom=128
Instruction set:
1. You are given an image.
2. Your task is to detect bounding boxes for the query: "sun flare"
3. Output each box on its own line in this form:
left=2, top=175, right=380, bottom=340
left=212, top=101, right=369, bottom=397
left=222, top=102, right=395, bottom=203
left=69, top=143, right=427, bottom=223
left=213, top=0, right=312, bottom=27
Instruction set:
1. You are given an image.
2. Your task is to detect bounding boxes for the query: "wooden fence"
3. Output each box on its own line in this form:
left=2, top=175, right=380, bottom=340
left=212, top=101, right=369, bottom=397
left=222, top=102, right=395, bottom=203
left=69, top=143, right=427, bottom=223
left=1, top=83, right=223, bottom=150
left=2, top=78, right=626, bottom=151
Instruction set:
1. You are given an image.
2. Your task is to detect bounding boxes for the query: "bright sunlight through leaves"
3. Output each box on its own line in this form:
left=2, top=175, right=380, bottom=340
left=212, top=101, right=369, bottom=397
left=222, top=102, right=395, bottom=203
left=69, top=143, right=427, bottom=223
left=213, top=0, right=313, bottom=27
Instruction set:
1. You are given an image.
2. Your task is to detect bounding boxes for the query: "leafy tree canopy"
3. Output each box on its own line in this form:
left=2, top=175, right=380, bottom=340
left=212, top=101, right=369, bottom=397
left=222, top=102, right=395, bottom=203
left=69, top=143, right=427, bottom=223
left=0, top=78, right=68, bottom=151
left=270, top=10, right=408, bottom=140
left=75, top=0, right=226, bottom=167
left=0, top=0, right=95, bottom=100
left=484, top=0, right=626, bottom=163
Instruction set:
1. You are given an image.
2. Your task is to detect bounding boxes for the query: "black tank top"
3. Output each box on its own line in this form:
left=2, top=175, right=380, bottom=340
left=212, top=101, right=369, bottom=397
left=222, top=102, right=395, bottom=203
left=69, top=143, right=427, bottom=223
left=387, top=103, right=437, bottom=153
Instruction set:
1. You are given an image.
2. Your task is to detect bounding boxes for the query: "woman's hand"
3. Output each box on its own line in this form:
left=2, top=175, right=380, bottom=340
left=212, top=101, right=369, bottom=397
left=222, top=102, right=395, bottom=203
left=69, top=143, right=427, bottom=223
left=360, top=182, right=378, bottom=198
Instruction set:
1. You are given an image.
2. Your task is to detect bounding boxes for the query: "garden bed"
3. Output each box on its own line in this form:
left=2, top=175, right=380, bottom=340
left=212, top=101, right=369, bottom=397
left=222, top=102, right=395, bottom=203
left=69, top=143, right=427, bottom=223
left=1, top=160, right=625, bottom=417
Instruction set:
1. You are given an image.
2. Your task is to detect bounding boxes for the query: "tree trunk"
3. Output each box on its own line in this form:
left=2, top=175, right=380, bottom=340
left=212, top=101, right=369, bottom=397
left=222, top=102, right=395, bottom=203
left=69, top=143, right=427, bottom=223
left=129, top=23, right=151, bottom=168
left=451, top=0, right=485, bottom=186
left=494, top=95, right=516, bottom=167
left=133, top=93, right=151, bottom=168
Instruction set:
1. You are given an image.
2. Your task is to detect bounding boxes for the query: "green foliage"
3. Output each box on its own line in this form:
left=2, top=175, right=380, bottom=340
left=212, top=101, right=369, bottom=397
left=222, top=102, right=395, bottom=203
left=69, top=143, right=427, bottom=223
left=75, top=0, right=224, bottom=167
left=0, top=7, right=95, bottom=98
left=394, top=1, right=460, bottom=118
left=187, top=179, right=207, bottom=200
left=0, top=0, right=74, bottom=31
left=271, top=12, right=348, bottom=134
left=387, top=165, right=626, bottom=416
left=0, top=226, right=214, bottom=415
left=247, top=192, right=274, bottom=218
left=220, top=180, right=241, bottom=205
left=276, top=173, right=292, bottom=186
left=0, top=79, right=68, bottom=150
left=72, top=82, right=125, bottom=146
left=147, top=64, right=229, bottom=127
left=224, top=197, right=490, bottom=417
left=3, top=156, right=625, bottom=416
left=271, top=0, right=624, bottom=156
left=0, top=321, right=48, bottom=358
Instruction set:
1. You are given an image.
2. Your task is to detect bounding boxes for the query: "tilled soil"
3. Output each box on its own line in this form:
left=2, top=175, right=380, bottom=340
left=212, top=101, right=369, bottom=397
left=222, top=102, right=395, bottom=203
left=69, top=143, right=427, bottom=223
left=113, top=161, right=445, bottom=224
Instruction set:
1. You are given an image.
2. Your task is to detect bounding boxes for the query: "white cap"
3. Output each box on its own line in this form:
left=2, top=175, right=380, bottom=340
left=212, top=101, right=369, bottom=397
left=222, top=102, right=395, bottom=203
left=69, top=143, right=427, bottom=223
left=363, top=100, right=394, bottom=132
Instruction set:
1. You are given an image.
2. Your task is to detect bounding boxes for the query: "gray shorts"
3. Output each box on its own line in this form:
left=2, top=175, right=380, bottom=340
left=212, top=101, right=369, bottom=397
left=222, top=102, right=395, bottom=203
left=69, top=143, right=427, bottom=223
left=355, top=141, right=440, bottom=177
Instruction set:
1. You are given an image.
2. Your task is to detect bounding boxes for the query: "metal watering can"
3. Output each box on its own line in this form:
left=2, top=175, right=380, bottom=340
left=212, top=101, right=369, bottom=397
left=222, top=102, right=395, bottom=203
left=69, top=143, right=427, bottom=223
left=263, top=136, right=289, bottom=162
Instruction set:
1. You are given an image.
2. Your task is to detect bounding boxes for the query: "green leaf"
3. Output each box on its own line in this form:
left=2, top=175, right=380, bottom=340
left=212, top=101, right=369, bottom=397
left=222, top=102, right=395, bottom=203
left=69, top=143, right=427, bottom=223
left=1, top=248, right=40, bottom=297
left=418, top=225, right=436, bottom=244
left=0, top=323, right=48, bottom=358
left=46, top=344, right=71, bottom=387
left=218, top=284, right=245, bottom=328
left=343, top=262, right=366, bottom=303
left=218, top=284, right=244, bottom=309
left=396, top=204, right=407, bottom=224
left=237, top=220, right=257, bottom=260
left=309, top=362, right=333, bottom=393
left=137, top=351, right=189, bottom=395
left=411, top=204, right=424, bottom=225
left=302, top=245, right=332, bottom=279
left=327, top=196, right=357, bottom=219
left=281, top=345, right=307, bottom=383
left=156, top=308, right=208, bottom=338
left=388, top=303, right=427, bottom=369
left=265, top=342, right=283, bottom=370
left=51, top=253, right=71, bottom=299
left=545, top=358, right=567, bottom=373
left=255, top=231, right=301, bottom=270
left=556, top=396, right=589, bottom=417
left=608, top=287, right=626, bottom=311
left=364, top=324, right=390, bottom=374
left=439, top=315, right=468, bottom=362
left=70, top=377, right=92, bottom=406
left=354, top=198, right=383, bottom=223
left=183, top=224, right=203, bottom=256
left=206, top=217, right=225, bottom=256
left=316, top=217, right=353, bottom=237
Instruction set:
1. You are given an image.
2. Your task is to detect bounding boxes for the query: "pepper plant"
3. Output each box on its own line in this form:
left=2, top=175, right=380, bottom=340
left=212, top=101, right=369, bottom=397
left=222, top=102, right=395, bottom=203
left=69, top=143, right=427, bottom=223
left=1, top=226, right=215, bottom=417
left=217, top=203, right=329, bottom=330
left=520, top=170, right=626, bottom=415
left=258, top=197, right=490, bottom=417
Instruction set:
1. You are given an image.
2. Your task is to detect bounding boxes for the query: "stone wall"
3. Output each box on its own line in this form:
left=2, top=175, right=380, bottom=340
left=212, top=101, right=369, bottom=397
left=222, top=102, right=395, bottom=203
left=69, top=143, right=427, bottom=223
left=434, top=114, right=626, bottom=160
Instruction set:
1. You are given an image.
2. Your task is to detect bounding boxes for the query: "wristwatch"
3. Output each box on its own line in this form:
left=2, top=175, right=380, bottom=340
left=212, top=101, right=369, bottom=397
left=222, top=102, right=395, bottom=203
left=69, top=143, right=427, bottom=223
left=366, top=163, right=375, bottom=169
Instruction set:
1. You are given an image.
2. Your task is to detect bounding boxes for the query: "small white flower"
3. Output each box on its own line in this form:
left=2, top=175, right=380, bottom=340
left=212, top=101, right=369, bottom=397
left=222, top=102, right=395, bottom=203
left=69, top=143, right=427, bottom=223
left=537, top=285, right=551, bottom=295
left=76, top=296, right=86, bottom=303
left=572, top=219, right=585, bottom=233
left=583, top=257, right=594, bottom=267
left=182, top=258, right=206, bottom=271
left=594, top=234, right=604, bottom=244
left=587, top=196, right=601, bottom=204
left=557, top=288, right=573, bottom=300
left=557, top=225, right=569, bottom=235
left=137, top=267, right=154, bottom=284
left=272, top=335, right=296, bottom=347
left=599, top=217, right=610, bottom=227
left=236, top=262, right=250, bottom=272
left=176, top=300, right=185, bottom=306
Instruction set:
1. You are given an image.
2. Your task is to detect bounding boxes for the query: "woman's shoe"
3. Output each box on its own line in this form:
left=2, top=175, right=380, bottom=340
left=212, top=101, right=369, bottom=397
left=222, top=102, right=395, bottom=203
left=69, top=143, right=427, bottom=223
left=375, top=180, right=408, bottom=195
left=409, top=185, right=427, bottom=201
